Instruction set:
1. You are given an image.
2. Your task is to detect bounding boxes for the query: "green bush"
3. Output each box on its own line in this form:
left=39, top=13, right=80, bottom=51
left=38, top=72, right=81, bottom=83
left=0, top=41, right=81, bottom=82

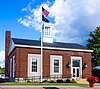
left=56, top=79, right=64, bottom=83
left=42, top=80, right=48, bottom=83
left=27, top=80, right=31, bottom=83
left=92, top=69, right=100, bottom=78
left=0, top=78, right=6, bottom=83
left=64, top=79, right=71, bottom=83
left=49, top=80, right=55, bottom=83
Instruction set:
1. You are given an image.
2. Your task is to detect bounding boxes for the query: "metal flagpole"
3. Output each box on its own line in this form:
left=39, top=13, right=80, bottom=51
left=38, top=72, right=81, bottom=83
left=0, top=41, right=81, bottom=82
left=40, top=23, right=43, bottom=82
left=40, top=26, right=43, bottom=83
left=40, top=0, right=49, bottom=82
left=40, top=0, right=43, bottom=82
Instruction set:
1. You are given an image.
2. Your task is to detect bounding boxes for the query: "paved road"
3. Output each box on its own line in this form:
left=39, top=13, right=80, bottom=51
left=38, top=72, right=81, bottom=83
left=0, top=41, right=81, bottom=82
left=0, top=86, right=100, bottom=89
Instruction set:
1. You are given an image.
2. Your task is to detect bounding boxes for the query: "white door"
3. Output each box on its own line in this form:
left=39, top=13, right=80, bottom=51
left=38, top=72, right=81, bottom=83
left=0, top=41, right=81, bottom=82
left=71, top=57, right=82, bottom=78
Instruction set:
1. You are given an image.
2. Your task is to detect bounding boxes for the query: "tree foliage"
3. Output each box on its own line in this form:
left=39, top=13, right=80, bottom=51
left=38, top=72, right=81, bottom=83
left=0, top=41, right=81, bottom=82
left=87, top=26, right=100, bottom=67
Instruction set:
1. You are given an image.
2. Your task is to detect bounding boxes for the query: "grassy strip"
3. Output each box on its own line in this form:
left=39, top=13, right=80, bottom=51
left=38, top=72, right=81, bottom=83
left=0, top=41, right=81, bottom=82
left=0, top=82, right=88, bottom=87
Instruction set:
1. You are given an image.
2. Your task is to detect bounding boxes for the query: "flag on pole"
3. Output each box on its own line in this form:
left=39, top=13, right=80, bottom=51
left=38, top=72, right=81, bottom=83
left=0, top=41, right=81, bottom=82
left=42, top=7, right=49, bottom=17
left=42, top=15, right=49, bottom=23
left=42, top=7, right=49, bottom=23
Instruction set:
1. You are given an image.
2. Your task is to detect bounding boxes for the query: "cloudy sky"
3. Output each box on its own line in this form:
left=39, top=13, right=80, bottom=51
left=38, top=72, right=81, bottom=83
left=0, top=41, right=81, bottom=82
left=0, top=0, right=100, bottom=67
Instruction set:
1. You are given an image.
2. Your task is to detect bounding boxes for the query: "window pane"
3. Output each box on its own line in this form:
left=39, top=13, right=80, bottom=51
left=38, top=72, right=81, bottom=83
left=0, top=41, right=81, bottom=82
left=73, top=68, right=75, bottom=73
left=45, top=27, right=50, bottom=35
left=54, top=60, right=59, bottom=66
left=54, top=67, right=59, bottom=73
left=31, top=58, right=37, bottom=72
left=54, top=60, right=59, bottom=73
left=77, top=68, right=79, bottom=77
left=73, top=59, right=80, bottom=67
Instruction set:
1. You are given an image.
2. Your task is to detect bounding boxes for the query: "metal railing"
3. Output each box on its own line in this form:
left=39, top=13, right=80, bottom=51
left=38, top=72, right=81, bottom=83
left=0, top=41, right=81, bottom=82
left=14, top=74, right=72, bottom=82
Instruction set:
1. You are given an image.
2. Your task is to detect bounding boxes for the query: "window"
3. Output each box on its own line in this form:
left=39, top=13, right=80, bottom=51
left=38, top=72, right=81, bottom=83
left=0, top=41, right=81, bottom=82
left=50, top=55, right=62, bottom=76
left=72, top=59, right=80, bottom=67
left=45, top=26, right=50, bottom=35
left=31, top=58, right=37, bottom=72
left=54, top=59, right=59, bottom=73
left=28, top=54, right=41, bottom=77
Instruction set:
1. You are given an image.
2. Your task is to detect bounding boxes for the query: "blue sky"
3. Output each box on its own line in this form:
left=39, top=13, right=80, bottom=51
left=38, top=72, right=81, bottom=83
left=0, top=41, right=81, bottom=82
left=0, top=0, right=100, bottom=67
left=0, top=0, right=43, bottom=67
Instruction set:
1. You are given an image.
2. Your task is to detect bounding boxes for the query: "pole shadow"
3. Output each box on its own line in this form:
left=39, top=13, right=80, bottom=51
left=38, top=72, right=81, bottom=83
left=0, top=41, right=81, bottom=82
left=43, top=87, right=59, bottom=89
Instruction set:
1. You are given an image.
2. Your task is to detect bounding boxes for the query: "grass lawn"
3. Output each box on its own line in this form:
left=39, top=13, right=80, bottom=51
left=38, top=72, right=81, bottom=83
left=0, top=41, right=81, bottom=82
left=0, top=82, right=88, bottom=87
left=0, top=68, right=4, bottom=74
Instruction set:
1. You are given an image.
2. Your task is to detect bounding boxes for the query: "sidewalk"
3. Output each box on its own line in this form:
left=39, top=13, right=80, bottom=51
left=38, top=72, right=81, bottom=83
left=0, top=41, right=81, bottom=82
left=0, top=86, right=100, bottom=89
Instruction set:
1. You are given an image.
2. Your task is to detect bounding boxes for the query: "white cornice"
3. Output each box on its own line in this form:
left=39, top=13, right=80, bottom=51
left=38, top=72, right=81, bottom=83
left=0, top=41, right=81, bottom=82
left=15, top=44, right=93, bottom=52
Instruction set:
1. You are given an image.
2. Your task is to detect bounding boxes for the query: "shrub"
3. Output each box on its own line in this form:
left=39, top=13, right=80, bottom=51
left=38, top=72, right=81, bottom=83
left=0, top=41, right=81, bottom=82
left=64, top=79, right=71, bottom=83
left=42, top=80, right=48, bottom=83
left=56, top=79, right=64, bottom=83
left=49, top=80, right=55, bottom=83
left=27, top=80, right=31, bottom=83
left=92, top=69, right=100, bottom=82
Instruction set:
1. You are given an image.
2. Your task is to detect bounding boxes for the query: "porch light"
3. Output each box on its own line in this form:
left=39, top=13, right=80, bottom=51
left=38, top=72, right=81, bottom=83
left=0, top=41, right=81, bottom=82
left=83, top=63, right=87, bottom=68
left=66, top=62, right=71, bottom=68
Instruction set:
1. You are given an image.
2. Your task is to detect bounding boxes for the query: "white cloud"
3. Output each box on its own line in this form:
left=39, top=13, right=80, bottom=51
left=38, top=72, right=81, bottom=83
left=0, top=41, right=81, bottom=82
left=18, top=0, right=100, bottom=45
left=0, top=51, right=5, bottom=68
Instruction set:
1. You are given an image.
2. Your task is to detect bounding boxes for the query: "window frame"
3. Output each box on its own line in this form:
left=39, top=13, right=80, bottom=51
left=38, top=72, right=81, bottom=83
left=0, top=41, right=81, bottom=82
left=50, top=55, right=62, bottom=76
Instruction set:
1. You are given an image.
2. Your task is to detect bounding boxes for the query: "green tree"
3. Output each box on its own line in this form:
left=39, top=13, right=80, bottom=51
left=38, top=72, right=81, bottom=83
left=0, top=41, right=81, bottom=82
left=87, top=26, right=100, bottom=67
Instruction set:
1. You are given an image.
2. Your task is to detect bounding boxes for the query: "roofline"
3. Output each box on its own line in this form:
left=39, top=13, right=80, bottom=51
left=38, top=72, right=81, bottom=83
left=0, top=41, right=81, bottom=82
left=15, top=44, right=93, bottom=52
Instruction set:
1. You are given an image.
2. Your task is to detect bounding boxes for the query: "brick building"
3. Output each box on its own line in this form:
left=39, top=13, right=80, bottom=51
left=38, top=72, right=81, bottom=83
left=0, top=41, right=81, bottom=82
left=5, top=23, right=93, bottom=81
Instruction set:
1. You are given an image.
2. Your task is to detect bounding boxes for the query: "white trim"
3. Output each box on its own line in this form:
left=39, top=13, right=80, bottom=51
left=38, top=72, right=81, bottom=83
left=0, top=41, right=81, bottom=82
left=14, top=44, right=93, bottom=52
left=10, top=58, right=12, bottom=77
left=28, top=54, right=41, bottom=77
left=71, top=56, right=82, bottom=78
left=13, top=55, right=15, bottom=77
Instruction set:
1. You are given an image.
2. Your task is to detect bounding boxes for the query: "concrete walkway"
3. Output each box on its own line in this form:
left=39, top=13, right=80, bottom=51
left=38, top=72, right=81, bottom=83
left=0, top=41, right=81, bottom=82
left=0, top=86, right=100, bottom=89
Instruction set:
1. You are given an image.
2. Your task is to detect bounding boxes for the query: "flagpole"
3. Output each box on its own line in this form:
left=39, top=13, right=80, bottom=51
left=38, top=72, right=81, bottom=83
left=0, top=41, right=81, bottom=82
left=40, top=1, right=49, bottom=82
left=40, top=24, right=43, bottom=83
left=40, top=1, right=43, bottom=83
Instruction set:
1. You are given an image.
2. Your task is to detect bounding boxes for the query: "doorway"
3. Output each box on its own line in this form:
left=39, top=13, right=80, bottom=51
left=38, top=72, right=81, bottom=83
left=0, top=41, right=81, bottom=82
left=71, top=57, right=82, bottom=78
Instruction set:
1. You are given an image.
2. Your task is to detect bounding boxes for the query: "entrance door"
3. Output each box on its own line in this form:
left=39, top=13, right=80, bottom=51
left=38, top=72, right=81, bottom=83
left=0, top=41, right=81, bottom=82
left=71, top=57, right=82, bottom=78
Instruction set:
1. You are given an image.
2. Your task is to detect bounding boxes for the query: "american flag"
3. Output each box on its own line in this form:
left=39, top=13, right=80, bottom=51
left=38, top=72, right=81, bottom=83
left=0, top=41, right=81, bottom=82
left=42, top=7, right=49, bottom=17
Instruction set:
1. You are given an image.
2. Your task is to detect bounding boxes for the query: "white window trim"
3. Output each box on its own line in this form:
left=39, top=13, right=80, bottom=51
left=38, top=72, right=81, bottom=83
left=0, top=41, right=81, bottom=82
left=28, top=54, right=40, bottom=77
left=71, top=56, right=82, bottom=78
left=50, top=55, right=62, bottom=76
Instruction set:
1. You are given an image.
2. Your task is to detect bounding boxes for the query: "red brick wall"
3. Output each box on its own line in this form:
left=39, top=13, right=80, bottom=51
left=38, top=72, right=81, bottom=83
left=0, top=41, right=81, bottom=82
left=10, top=47, right=92, bottom=78
left=15, top=48, right=41, bottom=77
left=82, top=52, right=92, bottom=77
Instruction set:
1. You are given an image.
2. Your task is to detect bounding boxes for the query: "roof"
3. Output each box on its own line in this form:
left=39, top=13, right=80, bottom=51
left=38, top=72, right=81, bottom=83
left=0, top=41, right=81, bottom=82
left=12, top=38, right=88, bottom=50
